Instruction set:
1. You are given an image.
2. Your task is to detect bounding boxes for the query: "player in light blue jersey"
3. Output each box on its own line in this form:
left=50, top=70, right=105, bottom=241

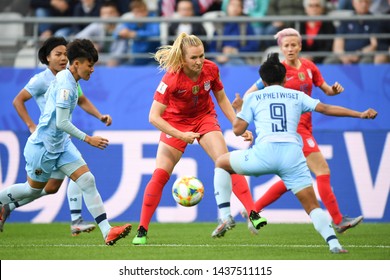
left=213, top=53, right=377, bottom=253
left=6, top=37, right=113, bottom=236
left=0, top=39, right=131, bottom=245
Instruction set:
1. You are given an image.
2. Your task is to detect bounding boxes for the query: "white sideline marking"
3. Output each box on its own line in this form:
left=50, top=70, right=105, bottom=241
left=0, top=244, right=389, bottom=249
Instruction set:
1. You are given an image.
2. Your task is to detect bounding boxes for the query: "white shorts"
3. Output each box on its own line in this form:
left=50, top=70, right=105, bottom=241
left=230, top=142, right=312, bottom=194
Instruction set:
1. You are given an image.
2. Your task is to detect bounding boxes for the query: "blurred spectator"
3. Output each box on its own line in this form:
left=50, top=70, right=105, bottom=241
left=374, top=0, right=390, bottom=63
left=323, top=0, right=379, bottom=64
left=111, top=0, right=132, bottom=14
left=326, top=0, right=338, bottom=9
left=337, top=0, right=354, bottom=9
left=167, top=0, right=208, bottom=48
left=0, top=0, right=31, bottom=15
left=209, top=0, right=259, bottom=65
left=158, top=0, right=222, bottom=16
left=338, top=0, right=389, bottom=13
left=369, top=0, right=389, bottom=13
left=72, top=0, right=102, bottom=34
left=221, top=0, right=270, bottom=37
left=30, top=0, right=77, bottom=39
left=262, top=0, right=305, bottom=48
left=74, top=0, right=121, bottom=63
left=299, top=0, right=335, bottom=63
left=108, top=0, right=160, bottom=66
left=207, top=0, right=223, bottom=11
left=110, top=0, right=159, bottom=15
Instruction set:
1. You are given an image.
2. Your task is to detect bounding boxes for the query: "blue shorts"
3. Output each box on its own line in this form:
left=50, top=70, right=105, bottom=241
left=230, top=142, right=312, bottom=194
left=24, top=139, right=84, bottom=182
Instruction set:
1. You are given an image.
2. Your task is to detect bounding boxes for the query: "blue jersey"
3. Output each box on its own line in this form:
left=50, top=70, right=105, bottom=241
left=24, top=68, right=56, bottom=113
left=237, top=85, right=320, bottom=145
left=24, top=68, right=84, bottom=114
left=29, top=69, right=79, bottom=153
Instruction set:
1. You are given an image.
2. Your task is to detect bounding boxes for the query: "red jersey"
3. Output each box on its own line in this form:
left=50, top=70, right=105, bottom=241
left=154, top=59, right=224, bottom=125
left=283, top=58, right=324, bottom=134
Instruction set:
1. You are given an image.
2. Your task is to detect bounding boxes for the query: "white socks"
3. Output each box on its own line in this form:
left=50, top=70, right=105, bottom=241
left=310, top=208, right=342, bottom=250
left=214, top=168, right=232, bottom=220
left=74, top=172, right=110, bottom=237
left=67, top=179, right=83, bottom=221
left=0, top=182, right=41, bottom=205
left=8, top=189, right=48, bottom=211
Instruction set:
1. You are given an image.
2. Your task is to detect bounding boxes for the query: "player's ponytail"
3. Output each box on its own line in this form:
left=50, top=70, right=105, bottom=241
left=259, top=53, right=286, bottom=85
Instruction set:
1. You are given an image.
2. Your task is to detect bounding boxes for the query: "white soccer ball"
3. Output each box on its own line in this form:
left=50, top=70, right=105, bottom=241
left=172, top=176, right=204, bottom=207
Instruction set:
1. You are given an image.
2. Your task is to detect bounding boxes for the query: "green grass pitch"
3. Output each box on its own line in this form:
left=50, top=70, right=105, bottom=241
left=0, top=222, right=389, bottom=260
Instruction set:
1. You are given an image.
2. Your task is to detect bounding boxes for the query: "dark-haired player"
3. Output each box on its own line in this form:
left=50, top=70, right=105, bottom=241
left=242, top=28, right=363, bottom=235
left=0, top=39, right=131, bottom=245
left=5, top=36, right=112, bottom=236
left=216, top=52, right=377, bottom=253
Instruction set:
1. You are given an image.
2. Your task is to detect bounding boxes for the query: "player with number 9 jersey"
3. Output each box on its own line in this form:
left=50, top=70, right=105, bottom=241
left=244, top=28, right=363, bottom=235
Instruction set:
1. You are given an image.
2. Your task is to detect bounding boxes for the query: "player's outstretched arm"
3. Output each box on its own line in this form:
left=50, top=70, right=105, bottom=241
left=78, top=95, right=112, bottom=126
left=84, top=135, right=109, bottom=150
left=244, top=83, right=259, bottom=97
left=231, top=93, right=253, bottom=143
left=315, top=103, right=377, bottom=119
left=232, top=93, right=243, bottom=113
left=56, top=107, right=108, bottom=150
left=320, top=81, right=344, bottom=96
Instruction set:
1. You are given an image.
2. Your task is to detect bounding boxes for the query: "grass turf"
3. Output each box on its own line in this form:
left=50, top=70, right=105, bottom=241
left=0, top=222, right=389, bottom=260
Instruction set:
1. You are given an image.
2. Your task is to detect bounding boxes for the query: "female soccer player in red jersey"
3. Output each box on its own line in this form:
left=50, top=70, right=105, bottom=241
left=132, top=32, right=265, bottom=245
left=242, top=28, right=363, bottom=234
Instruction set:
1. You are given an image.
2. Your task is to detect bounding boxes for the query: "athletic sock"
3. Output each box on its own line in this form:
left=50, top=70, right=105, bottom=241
left=214, top=168, right=232, bottom=220
left=231, top=174, right=255, bottom=214
left=8, top=189, right=48, bottom=211
left=0, top=182, right=41, bottom=204
left=139, top=168, right=170, bottom=231
left=67, top=179, right=83, bottom=222
left=74, top=172, right=110, bottom=237
left=254, top=180, right=288, bottom=212
left=316, top=174, right=343, bottom=225
left=310, top=208, right=342, bottom=250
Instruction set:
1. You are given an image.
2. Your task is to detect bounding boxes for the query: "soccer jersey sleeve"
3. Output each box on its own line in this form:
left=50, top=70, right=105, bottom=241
left=236, top=93, right=254, bottom=124
left=56, top=107, right=86, bottom=141
left=307, top=60, right=324, bottom=87
left=24, top=75, right=41, bottom=98
left=154, top=75, right=171, bottom=105
left=56, top=88, right=75, bottom=109
left=255, top=78, right=265, bottom=90
left=301, top=93, right=320, bottom=113
left=24, top=70, right=54, bottom=113
left=55, top=72, right=77, bottom=110
left=207, top=60, right=224, bottom=93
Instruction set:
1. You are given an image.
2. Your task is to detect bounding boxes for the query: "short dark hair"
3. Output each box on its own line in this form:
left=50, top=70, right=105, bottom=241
left=101, top=0, right=119, bottom=11
left=38, top=37, right=67, bottom=65
left=66, top=39, right=98, bottom=65
left=259, top=53, right=286, bottom=85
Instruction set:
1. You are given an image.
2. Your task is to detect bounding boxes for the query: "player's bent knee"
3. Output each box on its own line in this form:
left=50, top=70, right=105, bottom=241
left=75, top=171, right=96, bottom=192
left=44, top=180, right=62, bottom=194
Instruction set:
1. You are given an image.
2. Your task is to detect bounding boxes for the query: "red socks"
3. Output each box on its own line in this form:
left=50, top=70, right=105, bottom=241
left=316, top=174, right=343, bottom=224
left=139, top=168, right=170, bottom=231
left=231, top=174, right=256, bottom=214
left=253, top=175, right=343, bottom=224
left=254, top=180, right=287, bottom=212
